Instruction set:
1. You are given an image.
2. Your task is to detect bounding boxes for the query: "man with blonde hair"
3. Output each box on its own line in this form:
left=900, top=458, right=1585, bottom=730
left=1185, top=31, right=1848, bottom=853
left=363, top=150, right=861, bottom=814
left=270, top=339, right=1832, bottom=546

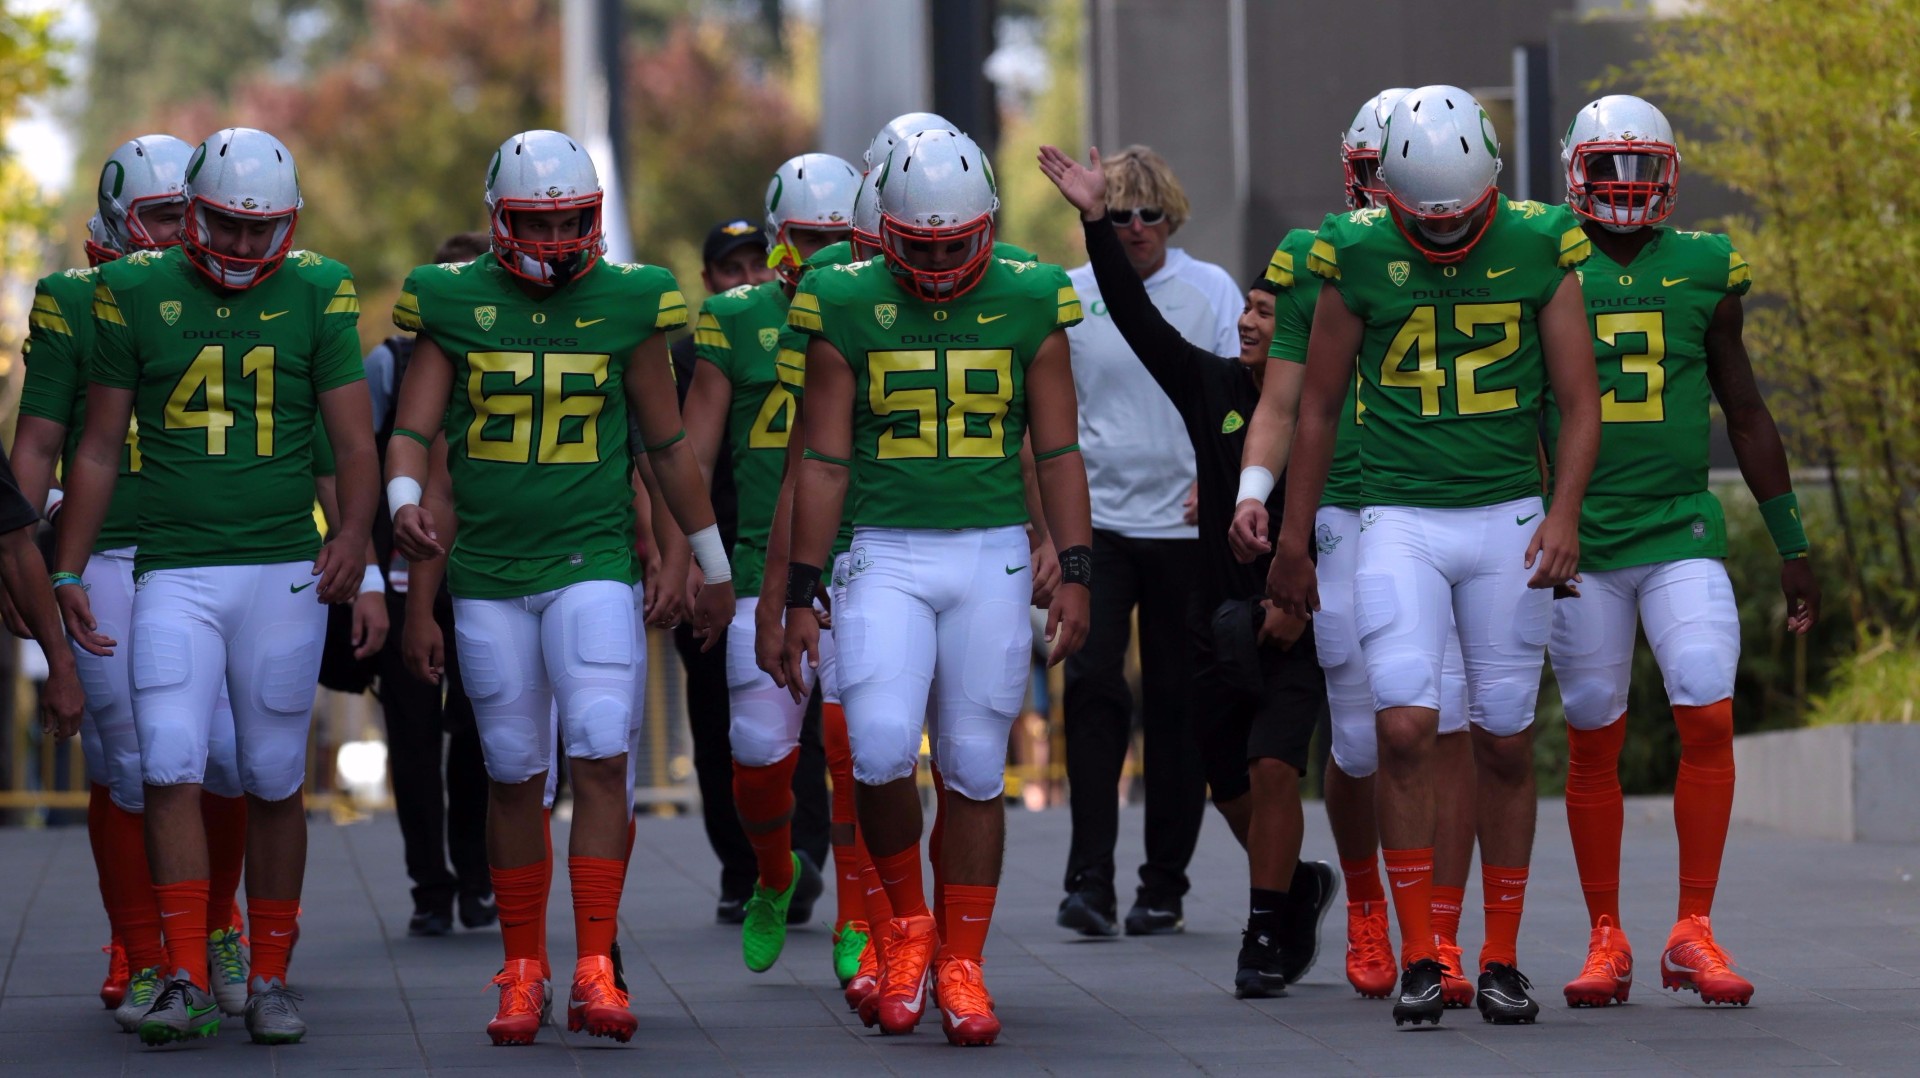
left=1059, top=144, right=1245, bottom=938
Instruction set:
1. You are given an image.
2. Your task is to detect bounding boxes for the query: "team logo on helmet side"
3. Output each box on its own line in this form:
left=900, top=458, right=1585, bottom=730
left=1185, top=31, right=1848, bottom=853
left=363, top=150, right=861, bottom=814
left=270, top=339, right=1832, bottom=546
left=873, top=303, right=897, bottom=329
left=159, top=300, right=182, bottom=326
left=758, top=327, right=779, bottom=351
left=1388, top=261, right=1410, bottom=287
left=474, top=305, right=498, bottom=331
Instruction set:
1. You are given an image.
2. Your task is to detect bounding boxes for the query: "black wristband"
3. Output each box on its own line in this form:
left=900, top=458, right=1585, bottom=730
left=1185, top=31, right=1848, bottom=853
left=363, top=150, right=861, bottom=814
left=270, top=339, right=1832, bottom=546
left=785, top=562, right=823, bottom=609
left=1058, top=544, right=1093, bottom=588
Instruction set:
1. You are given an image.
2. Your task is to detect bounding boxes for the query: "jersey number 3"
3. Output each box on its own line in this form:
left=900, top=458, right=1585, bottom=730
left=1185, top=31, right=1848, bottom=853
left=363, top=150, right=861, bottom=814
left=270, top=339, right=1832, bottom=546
left=1595, top=311, right=1667, bottom=423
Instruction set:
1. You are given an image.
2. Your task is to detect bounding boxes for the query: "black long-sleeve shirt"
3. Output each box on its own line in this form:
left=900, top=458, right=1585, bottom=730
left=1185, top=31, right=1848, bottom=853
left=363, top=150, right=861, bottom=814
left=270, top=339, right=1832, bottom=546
left=1080, top=217, right=1281, bottom=606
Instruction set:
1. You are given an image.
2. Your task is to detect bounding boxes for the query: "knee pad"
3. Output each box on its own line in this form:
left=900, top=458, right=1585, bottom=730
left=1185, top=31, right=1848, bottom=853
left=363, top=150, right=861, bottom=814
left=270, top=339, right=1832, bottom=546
left=845, top=703, right=922, bottom=787
left=1354, top=571, right=1442, bottom=712
left=1556, top=666, right=1629, bottom=732
left=237, top=720, right=309, bottom=801
left=727, top=683, right=803, bottom=768
left=1325, top=660, right=1378, bottom=777
left=136, top=707, right=210, bottom=789
left=559, top=689, right=631, bottom=762
left=1465, top=666, right=1542, bottom=737
left=933, top=719, right=1014, bottom=801
left=1666, top=643, right=1737, bottom=709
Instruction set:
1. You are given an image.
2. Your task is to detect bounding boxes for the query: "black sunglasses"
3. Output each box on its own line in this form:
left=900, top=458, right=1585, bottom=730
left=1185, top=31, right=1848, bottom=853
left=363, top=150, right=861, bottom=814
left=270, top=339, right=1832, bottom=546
left=1107, top=206, right=1167, bottom=227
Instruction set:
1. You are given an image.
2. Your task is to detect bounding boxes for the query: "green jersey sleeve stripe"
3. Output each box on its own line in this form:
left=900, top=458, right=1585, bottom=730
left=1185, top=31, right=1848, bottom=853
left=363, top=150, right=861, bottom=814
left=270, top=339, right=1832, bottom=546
left=93, top=283, right=126, bottom=325
left=1728, top=250, right=1751, bottom=291
left=1308, top=239, right=1340, bottom=279
left=1557, top=226, right=1591, bottom=268
left=29, top=307, right=70, bottom=336
left=654, top=290, right=688, bottom=329
left=1263, top=247, right=1294, bottom=288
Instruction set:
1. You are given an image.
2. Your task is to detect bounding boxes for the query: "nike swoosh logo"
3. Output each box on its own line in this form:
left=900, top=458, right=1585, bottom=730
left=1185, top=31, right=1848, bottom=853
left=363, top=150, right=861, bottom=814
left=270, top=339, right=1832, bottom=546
left=1486, top=267, right=1516, bottom=279
left=576, top=317, right=606, bottom=328
left=902, top=972, right=927, bottom=1015
left=260, top=310, right=289, bottom=320
left=960, top=914, right=988, bottom=922
left=268, top=929, right=293, bottom=937
left=1393, top=878, right=1418, bottom=889
left=162, top=910, right=186, bottom=918
left=1662, top=276, right=1689, bottom=287
left=865, top=886, right=884, bottom=897
left=290, top=581, right=314, bottom=593
left=1401, top=985, right=1441, bottom=1003
left=1516, top=513, right=1538, bottom=526
left=588, top=915, right=614, bottom=922
left=1498, top=893, right=1523, bottom=902
left=976, top=313, right=1008, bottom=324
left=1662, top=953, right=1698, bottom=975
left=1004, top=565, right=1023, bottom=575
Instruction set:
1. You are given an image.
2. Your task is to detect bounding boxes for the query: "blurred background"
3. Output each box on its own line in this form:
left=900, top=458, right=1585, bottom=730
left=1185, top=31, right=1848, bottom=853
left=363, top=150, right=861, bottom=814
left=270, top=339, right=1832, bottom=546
left=0, top=0, right=1913, bottom=823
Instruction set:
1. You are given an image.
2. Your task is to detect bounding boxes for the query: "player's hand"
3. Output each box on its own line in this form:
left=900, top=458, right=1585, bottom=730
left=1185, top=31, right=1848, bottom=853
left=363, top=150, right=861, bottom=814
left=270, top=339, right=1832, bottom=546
left=1030, top=542, right=1060, bottom=609
left=56, top=584, right=114, bottom=657
left=351, top=589, right=389, bottom=659
left=40, top=660, right=84, bottom=740
left=691, top=578, right=734, bottom=653
left=1228, top=498, right=1271, bottom=564
left=646, top=569, right=690, bottom=628
left=755, top=594, right=787, bottom=680
left=312, top=535, right=364, bottom=605
left=780, top=605, right=821, bottom=703
left=0, top=587, right=30, bottom=639
left=1045, top=582, right=1090, bottom=667
left=392, top=503, right=444, bottom=561
left=1524, top=509, right=1581, bottom=591
left=1257, top=598, right=1307, bottom=651
left=1037, top=144, right=1109, bottom=219
left=402, top=609, right=444, bottom=685
left=1782, top=556, right=1819, bottom=634
left=1266, top=540, right=1320, bottom=621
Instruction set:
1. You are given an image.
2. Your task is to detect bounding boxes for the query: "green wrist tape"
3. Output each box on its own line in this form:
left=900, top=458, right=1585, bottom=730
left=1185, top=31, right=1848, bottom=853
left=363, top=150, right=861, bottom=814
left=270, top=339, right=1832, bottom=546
left=1757, top=492, right=1809, bottom=558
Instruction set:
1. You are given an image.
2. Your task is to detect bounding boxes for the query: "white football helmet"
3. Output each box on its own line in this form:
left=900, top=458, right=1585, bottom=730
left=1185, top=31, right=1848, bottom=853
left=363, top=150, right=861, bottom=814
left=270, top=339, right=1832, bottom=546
left=1563, top=94, right=1680, bottom=232
left=1341, top=88, right=1410, bottom=209
left=182, top=128, right=303, bottom=289
left=1377, top=85, right=1503, bottom=264
left=764, top=152, right=860, bottom=285
left=864, top=111, right=955, bottom=173
left=850, top=168, right=883, bottom=261
left=485, top=130, right=604, bottom=284
left=88, top=134, right=194, bottom=265
left=874, top=128, right=999, bottom=301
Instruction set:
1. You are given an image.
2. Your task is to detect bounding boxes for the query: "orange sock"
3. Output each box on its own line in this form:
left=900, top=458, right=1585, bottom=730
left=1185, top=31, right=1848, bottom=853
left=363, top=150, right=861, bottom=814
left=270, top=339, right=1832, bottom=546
left=1565, top=717, right=1626, bottom=927
left=1479, top=864, right=1529, bottom=970
left=201, top=792, right=247, bottom=934
left=872, top=845, right=929, bottom=919
left=1381, top=848, right=1435, bottom=965
left=248, top=897, right=299, bottom=985
left=857, top=835, right=894, bottom=929
left=1674, top=700, right=1735, bottom=921
left=493, top=860, right=550, bottom=967
left=1430, top=884, right=1465, bottom=944
left=1341, top=855, right=1384, bottom=904
left=821, top=703, right=867, bottom=930
left=733, top=751, right=799, bottom=892
left=569, top=856, right=626, bottom=961
left=154, top=879, right=211, bottom=988
left=929, top=763, right=949, bottom=939
left=97, top=794, right=166, bottom=970
left=943, top=884, right=996, bottom=962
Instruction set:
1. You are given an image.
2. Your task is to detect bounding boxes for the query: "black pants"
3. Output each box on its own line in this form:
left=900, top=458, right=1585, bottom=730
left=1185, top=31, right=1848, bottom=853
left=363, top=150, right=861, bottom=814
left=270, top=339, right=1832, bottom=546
left=1062, top=530, right=1206, bottom=901
left=379, top=588, right=490, bottom=909
left=1191, top=596, right=1327, bottom=803
left=674, top=622, right=830, bottom=900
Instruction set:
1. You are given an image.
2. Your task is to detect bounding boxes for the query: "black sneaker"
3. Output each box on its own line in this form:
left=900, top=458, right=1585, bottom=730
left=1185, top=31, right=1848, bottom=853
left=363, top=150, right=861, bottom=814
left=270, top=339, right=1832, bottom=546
left=1476, top=962, right=1541, bottom=1024
left=1393, top=959, right=1447, bottom=1026
left=716, top=893, right=749, bottom=925
left=1057, top=888, right=1119, bottom=937
left=458, top=890, right=498, bottom=930
left=1124, top=894, right=1185, bottom=936
left=1234, top=928, right=1289, bottom=999
left=409, top=896, right=454, bottom=937
left=1277, top=861, right=1339, bottom=984
left=785, top=851, right=824, bottom=925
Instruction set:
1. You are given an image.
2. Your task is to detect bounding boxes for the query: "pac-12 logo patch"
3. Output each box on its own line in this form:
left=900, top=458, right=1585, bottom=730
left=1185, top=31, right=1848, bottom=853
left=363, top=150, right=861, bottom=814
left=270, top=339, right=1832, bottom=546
left=1388, top=261, right=1410, bottom=287
left=873, top=303, right=897, bottom=330
left=159, top=300, right=182, bottom=326
left=474, top=305, right=497, bottom=331
left=1316, top=522, right=1343, bottom=554
left=758, top=327, right=780, bottom=351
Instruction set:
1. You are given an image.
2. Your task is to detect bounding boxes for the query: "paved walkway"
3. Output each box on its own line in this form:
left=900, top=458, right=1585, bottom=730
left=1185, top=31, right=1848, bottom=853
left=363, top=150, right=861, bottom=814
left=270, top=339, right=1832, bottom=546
left=2, top=798, right=1917, bottom=1074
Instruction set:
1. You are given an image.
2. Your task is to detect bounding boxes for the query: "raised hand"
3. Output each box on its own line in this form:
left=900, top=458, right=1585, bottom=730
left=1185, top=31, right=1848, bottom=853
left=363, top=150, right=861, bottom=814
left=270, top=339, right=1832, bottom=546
left=1037, top=145, right=1109, bottom=219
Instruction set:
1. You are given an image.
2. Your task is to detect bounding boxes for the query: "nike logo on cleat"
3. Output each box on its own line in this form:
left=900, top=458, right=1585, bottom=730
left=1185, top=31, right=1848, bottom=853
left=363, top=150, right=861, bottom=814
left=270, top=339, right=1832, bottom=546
left=1662, top=954, right=1699, bottom=975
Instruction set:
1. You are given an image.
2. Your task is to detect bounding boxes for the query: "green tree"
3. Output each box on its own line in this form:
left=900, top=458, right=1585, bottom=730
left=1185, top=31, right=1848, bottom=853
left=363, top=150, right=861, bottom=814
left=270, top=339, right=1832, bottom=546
left=994, top=0, right=1084, bottom=268
left=1, top=2, right=69, bottom=410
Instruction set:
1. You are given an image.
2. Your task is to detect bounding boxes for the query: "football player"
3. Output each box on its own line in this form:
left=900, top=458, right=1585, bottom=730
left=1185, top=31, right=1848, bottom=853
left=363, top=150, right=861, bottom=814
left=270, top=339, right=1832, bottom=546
left=1269, top=86, right=1601, bottom=1027
left=1551, top=95, right=1816, bottom=1009
left=55, top=127, right=379, bottom=1046
left=781, top=128, right=1092, bottom=1046
left=681, top=151, right=857, bottom=978
left=1231, top=90, right=1482, bottom=1006
left=385, top=129, right=731, bottom=1046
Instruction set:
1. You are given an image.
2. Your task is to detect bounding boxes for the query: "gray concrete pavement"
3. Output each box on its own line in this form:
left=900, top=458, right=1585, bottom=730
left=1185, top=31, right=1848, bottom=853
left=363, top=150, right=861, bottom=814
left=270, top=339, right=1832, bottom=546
left=2, top=797, right=1917, bottom=1074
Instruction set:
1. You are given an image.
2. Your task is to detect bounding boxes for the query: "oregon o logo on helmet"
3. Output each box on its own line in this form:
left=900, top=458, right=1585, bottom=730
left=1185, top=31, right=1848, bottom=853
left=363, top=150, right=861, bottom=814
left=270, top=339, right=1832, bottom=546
left=1479, top=108, right=1500, bottom=158
left=100, top=160, right=125, bottom=200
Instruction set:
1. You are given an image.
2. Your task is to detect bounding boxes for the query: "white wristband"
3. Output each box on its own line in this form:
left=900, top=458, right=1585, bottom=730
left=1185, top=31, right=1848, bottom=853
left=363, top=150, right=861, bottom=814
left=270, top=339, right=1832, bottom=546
left=1237, top=466, right=1276, bottom=505
left=386, top=476, right=422, bottom=520
left=359, top=564, right=387, bottom=594
left=42, top=487, right=63, bottom=522
left=688, top=524, right=732, bottom=585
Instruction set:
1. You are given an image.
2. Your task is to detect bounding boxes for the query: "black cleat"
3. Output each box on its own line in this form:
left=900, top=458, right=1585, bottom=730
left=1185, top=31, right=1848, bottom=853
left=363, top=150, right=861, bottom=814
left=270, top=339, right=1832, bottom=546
left=1477, top=962, right=1541, bottom=1024
left=1124, top=895, right=1185, bottom=936
left=1057, top=888, right=1120, bottom=938
left=1234, top=929, right=1289, bottom=999
left=1393, top=959, right=1447, bottom=1026
left=458, top=890, right=498, bottom=930
left=409, top=904, right=453, bottom=937
left=786, top=852, right=824, bottom=925
left=716, top=893, right=749, bottom=925
left=1277, top=861, right=1339, bottom=984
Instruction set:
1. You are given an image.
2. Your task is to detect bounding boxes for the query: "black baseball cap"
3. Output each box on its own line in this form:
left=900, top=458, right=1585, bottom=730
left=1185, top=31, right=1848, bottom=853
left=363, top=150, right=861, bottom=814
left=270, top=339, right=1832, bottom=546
left=702, top=218, right=768, bottom=266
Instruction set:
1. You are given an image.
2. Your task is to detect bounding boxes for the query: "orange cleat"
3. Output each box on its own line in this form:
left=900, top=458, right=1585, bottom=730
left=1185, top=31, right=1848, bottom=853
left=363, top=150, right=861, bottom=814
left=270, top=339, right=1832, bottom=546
left=1435, top=936, right=1474, bottom=1008
left=568, top=954, right=638, bottom=1042
left=1345, top=902, right=1397, bottom=999
left=935, top=955, right=1000, bottom=1047
left=1564, top=915, right=1633, bottom=1007
left=100, top=940, right=129, bottom=1009
left=487, top=958, right=549, bottom=1046
left=844, top=933, right=880, bottom=1012
left=872, top=914, right=937, bottom=1035
left=1661, top=915, right=1752, bottom=1006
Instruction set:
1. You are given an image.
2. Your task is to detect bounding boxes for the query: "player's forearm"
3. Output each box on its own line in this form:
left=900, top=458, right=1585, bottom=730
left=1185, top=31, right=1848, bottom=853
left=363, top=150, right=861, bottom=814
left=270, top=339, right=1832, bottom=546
left=648, top=440, right=720, bottom=535
left=1241, top=366, right=1301, bottom=476
left=52, top=452, right=119, bottom=576
left=1020, top=436, right=1051, bottom=547
left=11, top=417, right=67, bottom=519
left=3, top=530, right=75, bottom=667
left=330, top=442, right=380, bottom=543
left=1546, top=398, right=1600, bottom=514
left=1726, top=406, right=1795, bottom=504
left=1036, top=452, right=1092, bottom=551
left=1276, top=409, right=1334, bottom=552
left=790, top=458, right=847, bottom=570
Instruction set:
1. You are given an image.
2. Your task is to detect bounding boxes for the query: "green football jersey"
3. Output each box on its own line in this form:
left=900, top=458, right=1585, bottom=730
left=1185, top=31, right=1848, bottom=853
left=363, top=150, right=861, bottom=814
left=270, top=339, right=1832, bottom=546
left=693, top=280, right=795, bottom=595
left=1265, top=224, right=1364, bottom=509
left=91, top=247, right=364, bottom=572
left=393, top=255, right=687, bottom=599
left=1546, top=225, right=1752, bottom=571
left=22, top=266, right=142, bottom=549
left=1309, top=196, right=1590, bottom=508
left=789, top=256, right=1082, bottom=529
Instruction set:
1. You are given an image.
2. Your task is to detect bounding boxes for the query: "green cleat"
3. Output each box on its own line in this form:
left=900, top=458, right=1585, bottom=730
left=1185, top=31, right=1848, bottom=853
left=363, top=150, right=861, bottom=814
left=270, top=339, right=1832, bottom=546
left=138, top=976, right=221, bottom=1045
left=833, top=921, right=872, bottom=987
left=741, top=852, right=803, bottom=973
